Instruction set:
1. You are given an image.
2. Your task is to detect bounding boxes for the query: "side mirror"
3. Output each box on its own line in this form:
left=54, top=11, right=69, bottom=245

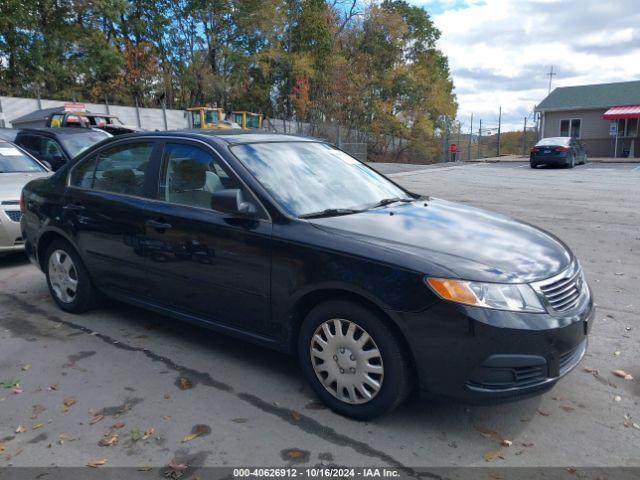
left=211, top=189, right=257, bottom=216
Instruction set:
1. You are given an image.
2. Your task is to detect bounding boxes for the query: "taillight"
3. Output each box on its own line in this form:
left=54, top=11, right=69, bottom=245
left=20, top=191, right=26, bottom=214
left=555, top=146, right=569, bottom=152
left=531, top=147, right=539, bottom=153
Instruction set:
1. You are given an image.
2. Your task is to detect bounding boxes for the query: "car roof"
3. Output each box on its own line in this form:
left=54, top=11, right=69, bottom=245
left=111, top=129, right=322, bottom=145
left=17, top=127, right=107, bottom=137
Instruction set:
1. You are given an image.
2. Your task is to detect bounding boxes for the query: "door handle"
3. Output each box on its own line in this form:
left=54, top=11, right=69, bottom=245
left=63, top=203, right=85, bottom=211
left=146, top=219, right=172, bottom=231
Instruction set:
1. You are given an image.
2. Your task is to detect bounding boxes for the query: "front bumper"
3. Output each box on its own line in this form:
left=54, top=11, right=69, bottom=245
left=0, top=209, right=25, bottom=253
left=393, top=287, right=594, bottom=402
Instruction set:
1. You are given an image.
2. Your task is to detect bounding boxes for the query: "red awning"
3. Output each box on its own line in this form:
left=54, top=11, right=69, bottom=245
left=603, top=105, right=640, bottom=119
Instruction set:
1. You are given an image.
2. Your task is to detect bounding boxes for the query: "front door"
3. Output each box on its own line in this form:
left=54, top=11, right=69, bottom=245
left=65, top=140, right=161, bottom=296
left=143, top=141, right=272, bottom=334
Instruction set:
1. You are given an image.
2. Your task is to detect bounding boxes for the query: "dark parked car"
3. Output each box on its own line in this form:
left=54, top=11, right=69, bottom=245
left=14, top=128, right=110, bottom=171
left=530, top=137, right=587, bottom=168
left=20, top=131, right=594, bottom=419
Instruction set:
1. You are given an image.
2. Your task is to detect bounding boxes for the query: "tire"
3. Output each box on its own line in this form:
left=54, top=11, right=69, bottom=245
left=530, top=161, right=537, bottom=169
left=45, top=239, right=97, bottom=313
left=298, top=300, right=412, bottom=420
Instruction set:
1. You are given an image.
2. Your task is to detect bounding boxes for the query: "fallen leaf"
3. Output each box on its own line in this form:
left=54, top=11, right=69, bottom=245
left=614, top=351, right=621, bottom=356
left=138, top=465, right=152, bottom=471
left=0, top=378, right=20, bottom=389
left=62, top=398, right=76, bottom=412
left=130, top=428, right=143, bottom=442
left=291, top=411, right=302, bottom=421
left=178, top=377, right=192, bottom=390
left=473, top=424, right=499, bottom=440
left=560, top=406, right=575, bottom=412
left=90, top=414, right=104, bottom=425
left=537, top=410, right=551, bottom=417
left=15, top=425, right=26, bottom=434
left=181, top=424, right=210, bottom=443
left=21, top=364, right=31, bottom=371
left=612, top=370, right=634, bottom=381
left=98, top=435, right=119, bottom=447
left=111, top=422, right=125, bottom=429
left=287, top=449, right=305, bottom=459
left=483, top=451, right=503, bottom=462
left=614, top=395, right=622, bottom=402
left=48, top=384, right=59, bottom=391
left=32, top=423, right=45, bottom=430
left=0, top=442, right=5, bottom=452
left=164, top=393, right=171, bottom=400
left=87, top=458, right=108, bottom=468
left=12, top=387, right=22, bottom=395
left=521, top=442, right=535, bottom=448
left=142, top=428, right=155, bottom=440
left=165, top=459, right=188, bottom=479
left=58, top=433, right=76, bottom=444
left=162, top=416, right=171, bottom=421
left=501, top=439, right=512, bottom=447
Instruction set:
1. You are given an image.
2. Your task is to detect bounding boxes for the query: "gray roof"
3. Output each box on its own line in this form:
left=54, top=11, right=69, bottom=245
left=536, top=80, right=640, bottom=111
left=11, top=106, right=115, bottom=125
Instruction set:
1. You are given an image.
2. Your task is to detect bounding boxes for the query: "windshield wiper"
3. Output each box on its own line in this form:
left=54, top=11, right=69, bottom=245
left=370, top=197, right=413, bottom=208
left=299, top=208, right=364, bottom=219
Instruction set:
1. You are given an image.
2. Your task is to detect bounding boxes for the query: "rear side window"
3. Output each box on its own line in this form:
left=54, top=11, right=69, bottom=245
left=70, top=142, right=153, bottom=196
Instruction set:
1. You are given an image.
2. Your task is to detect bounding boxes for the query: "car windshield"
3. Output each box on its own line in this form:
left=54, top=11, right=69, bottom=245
left=59, top=131, right=109, bottom=158
left=537, top=137, right=571, bottom=146
left=231, top=142, right=413, bottom=217
left=0, top=144, right=46, bottom=173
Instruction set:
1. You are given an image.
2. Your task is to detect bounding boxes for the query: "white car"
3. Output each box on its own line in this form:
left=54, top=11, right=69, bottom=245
left=0, top=140, right=51, bottom=256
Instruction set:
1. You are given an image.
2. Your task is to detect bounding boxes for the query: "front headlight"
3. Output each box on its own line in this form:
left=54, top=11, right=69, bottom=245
left=426, top=277, right=546, bottom=313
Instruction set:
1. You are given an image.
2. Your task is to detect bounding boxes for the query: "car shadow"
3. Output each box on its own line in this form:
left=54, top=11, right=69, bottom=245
left=99, top=298, right=543, bottom=440
left=0, top=252, right=30, bottom=268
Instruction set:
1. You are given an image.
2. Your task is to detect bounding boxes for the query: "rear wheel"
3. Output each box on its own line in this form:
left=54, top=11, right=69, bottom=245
left=45, top=239, right=97, bottom=313
left=298, top=300, right=412, bottom=419
left=530, top=161, right=537, bottom=168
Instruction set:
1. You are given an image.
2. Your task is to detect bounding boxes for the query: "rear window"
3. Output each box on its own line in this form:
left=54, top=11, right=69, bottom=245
left=536, top=137, right=570, bottom=146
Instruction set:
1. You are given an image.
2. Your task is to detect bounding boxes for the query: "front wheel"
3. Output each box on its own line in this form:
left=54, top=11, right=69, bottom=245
left=298, top=300, right=412, bottom=419
left=45, top=239, right=97, bottom=313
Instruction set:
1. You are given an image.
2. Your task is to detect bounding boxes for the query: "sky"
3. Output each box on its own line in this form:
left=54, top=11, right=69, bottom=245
left=410, top=0, right=640, bottom=131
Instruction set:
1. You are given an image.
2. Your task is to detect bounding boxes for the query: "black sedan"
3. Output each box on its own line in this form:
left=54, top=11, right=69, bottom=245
left=20, top=131, right=594, bottom=419
left=530, top=137, right=587, bottom=168
left=13, top=127, right=111, bottom=171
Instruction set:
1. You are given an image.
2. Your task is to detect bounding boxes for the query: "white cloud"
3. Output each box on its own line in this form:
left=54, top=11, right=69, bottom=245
left=419, top=0, right=640, bottom=130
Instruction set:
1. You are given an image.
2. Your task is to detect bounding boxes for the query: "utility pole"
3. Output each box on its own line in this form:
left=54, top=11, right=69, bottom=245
left=478, top=119, right=482, bottom=159
left=547, top=66, right=556, bottom=94
left=522, top=116, right=528, bottom=157
left=468, top=113, right=473, bottom=162
left=497, top=106, right=502, bottom=157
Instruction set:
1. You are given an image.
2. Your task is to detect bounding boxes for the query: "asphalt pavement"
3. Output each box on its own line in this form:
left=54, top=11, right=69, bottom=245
left=0, top=162, right=638, bottom=474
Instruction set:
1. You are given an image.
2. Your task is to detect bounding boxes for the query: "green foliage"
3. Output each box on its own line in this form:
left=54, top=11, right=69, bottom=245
left=0, top=0, right=457, bottom=160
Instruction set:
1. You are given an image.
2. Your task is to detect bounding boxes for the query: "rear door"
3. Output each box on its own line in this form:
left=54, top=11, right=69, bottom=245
left=65, top=140, right=162, bottom=297
left=142, top=140, right=273, bottom=334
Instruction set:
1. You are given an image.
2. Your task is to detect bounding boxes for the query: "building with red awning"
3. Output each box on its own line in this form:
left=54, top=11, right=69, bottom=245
left=536, top=80, right=640, bottom=158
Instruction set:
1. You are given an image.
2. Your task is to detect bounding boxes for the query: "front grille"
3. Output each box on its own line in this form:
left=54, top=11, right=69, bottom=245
left=1, top=200, right=19, bottom=206
left=538, top=266, right=584, bottom=313
left=4, top=210, right=22, bottom=222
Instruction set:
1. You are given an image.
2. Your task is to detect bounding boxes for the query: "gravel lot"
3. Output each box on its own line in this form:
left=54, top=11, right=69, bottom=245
left=0, top=162, right=638, bottom=474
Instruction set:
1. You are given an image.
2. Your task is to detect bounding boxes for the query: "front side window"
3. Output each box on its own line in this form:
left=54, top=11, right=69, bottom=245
left=231, top=142, right=412, bottom=217
left=159, top=143, right=241, bottom=210
left=71, top=142, right=153, bottom=195
left=40, top=138, right=66, bottom=162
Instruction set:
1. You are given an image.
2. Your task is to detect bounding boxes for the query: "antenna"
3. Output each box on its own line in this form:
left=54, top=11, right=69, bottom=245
left=547, top=66, right=556, bottom=94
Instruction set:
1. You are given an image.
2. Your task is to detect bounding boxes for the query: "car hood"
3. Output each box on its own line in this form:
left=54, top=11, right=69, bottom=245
left=0, top=172, right=51, bottom=201
left=309, top=198, right=572, bottom=283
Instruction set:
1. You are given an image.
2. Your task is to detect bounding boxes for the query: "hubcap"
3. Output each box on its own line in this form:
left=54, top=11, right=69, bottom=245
left=48, top=249, right=78, bottom=304
left=310, top=318, right=384, bottom=404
